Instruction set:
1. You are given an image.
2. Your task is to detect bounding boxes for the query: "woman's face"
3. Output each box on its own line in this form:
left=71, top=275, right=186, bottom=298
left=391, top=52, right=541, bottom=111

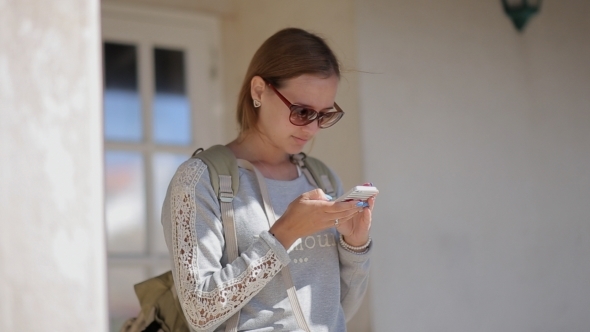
left=254, top=74, right=340, bottom=155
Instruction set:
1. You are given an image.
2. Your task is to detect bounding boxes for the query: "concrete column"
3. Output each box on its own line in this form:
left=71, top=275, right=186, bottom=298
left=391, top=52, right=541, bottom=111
left=0, top=0, right=107, bottom=330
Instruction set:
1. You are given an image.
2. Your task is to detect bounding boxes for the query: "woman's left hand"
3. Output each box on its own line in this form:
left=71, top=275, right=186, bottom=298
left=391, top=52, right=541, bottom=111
left=336, top=195, right=376, bottom=247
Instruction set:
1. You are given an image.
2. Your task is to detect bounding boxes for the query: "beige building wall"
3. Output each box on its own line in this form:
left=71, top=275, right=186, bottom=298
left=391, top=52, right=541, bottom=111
left=357, top=0, right=590, bottom=331
left=0, top=0, right=108, bottom=331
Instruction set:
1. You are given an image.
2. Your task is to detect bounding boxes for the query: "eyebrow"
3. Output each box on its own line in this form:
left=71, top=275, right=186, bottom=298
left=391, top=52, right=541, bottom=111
left=267, top=82, right=337, bottom=113
left=293, top=103, right=336, bottom=112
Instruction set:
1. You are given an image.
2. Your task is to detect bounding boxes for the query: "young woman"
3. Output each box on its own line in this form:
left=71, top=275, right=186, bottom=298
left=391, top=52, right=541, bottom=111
left=162, top=28, right=376, bottom=332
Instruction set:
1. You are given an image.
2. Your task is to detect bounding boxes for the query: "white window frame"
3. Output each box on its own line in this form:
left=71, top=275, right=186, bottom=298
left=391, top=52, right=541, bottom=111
left=101, top=2, right=223, bottom=325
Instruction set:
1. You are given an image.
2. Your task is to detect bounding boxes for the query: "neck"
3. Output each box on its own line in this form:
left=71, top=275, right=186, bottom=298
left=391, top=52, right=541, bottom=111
left=228, top=131, right=290, bottom=165
left=227, top=132, right=298, bottom=180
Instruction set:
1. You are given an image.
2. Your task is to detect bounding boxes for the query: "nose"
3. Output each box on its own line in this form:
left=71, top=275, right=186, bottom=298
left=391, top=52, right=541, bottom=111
left=302, top=119, right=321, bottom=134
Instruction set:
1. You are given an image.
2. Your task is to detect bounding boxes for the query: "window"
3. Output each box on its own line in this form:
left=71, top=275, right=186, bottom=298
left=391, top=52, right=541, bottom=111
left=101, top=4, right=222, bottom=330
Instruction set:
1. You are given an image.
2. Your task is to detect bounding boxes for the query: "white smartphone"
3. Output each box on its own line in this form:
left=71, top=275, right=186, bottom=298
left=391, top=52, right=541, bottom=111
left=334, top=185, right=379, bottom=202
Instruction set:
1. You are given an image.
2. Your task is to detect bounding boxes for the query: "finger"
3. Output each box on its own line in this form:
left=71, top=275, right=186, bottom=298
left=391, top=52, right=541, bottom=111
left=330, top=208, right=370, bottom=232
left=302, top=188, right=329, bottom=201
left=367, top=197, right=376, bottom=210
left=332, top=216, right=351, bottom=230
left=359, top=207, right=372, bottom=228
left=329, top=200, right=365, bottom=213
left=327, top=207, right=365, bottom=222
left=338, top=213, right=356, bottom=223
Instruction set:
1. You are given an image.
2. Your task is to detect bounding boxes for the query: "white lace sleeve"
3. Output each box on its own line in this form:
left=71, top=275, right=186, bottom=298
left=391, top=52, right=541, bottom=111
left=164, top=159, right=287, bottom=331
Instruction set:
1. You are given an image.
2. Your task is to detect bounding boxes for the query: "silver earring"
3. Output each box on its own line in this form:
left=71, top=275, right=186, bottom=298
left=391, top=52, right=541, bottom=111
left=253, top=99, right=261, bottom=108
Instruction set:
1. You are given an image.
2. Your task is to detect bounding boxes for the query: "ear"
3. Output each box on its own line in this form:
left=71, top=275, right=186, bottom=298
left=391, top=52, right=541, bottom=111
left=250, top=76, right=266, bottom=103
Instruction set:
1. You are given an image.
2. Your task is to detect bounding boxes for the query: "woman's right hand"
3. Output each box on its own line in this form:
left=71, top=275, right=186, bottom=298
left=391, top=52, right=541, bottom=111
left=269, top=189, right=362, bottom=249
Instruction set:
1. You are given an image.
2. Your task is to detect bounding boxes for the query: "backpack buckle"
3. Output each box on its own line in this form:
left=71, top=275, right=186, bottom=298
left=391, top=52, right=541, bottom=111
left=219, top=192, right=234, bottom=203
left=290, top=153, right=307, bottom=167
left=191, top=148, right=204, bottom=158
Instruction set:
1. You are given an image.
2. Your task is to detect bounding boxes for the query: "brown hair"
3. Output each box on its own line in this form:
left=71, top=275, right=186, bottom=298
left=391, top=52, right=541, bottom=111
left=236, top=28, right=340, bottom=135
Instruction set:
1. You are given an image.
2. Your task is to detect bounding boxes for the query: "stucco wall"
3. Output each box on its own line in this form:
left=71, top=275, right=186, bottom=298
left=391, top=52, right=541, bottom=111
left=357, top=1, right=590, bottom=331
left=0, top=0, right=107, bottom=331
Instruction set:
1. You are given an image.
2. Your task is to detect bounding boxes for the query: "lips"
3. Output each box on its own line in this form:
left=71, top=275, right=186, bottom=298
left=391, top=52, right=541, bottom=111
left=292, top=136, right=309, bottom=144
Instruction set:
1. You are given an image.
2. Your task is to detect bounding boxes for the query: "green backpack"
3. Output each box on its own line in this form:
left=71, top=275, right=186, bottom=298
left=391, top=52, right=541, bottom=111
left=121, top=145, right=338, bottom=332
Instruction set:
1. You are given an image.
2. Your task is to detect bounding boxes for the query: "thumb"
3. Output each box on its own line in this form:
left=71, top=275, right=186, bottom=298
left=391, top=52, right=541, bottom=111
left=302, top=188, right=330, bottom=201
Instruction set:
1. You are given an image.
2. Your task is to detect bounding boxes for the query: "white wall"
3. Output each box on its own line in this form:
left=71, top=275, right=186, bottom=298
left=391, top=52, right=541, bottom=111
left=357, top=0, right=590, bottom=331
left=0, top=1, right=107, bottom=331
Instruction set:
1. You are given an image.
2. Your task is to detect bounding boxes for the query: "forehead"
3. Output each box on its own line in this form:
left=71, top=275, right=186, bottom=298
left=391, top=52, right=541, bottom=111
left=278, top=74, right=339, bottom=109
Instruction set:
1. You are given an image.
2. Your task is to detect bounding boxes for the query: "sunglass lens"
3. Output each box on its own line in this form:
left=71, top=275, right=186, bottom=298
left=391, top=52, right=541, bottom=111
left=318, top=111, right=344, bottom=128
left=290, top=106, right=317, bottom=125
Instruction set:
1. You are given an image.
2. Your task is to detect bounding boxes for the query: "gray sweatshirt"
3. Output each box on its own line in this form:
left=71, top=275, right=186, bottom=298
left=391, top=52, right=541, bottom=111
left=161, top=158, right=371, bottom=332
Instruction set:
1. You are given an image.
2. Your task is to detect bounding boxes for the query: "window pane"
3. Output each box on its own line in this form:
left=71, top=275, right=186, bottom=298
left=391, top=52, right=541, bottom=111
left=108, top=266, right=146, bottom=332
left=105, top=151, right=146, bottom=254
left=103, top=43, right=142, bottom=142
left=152, top=153, right=189, bottom=255
left=153, top=48, right=191, bottom=145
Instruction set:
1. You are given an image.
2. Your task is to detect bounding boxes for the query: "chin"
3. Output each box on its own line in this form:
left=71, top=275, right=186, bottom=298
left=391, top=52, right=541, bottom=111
left=285, top=144, right=305, bottom=156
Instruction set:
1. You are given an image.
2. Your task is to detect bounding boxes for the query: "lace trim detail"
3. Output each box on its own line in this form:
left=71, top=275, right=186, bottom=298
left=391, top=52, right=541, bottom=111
left=170, top=159, right=283, bottom=330
left=171, top=159, right=205, bottom=283
left=184, top=251, right=282, bottom=329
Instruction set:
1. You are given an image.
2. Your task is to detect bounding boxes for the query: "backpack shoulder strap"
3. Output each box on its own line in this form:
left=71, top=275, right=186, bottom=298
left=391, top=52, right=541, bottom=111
left=192, top=144, right=239, bottom=200
left=291, top=153, right=338, bottom=197
left=130, top=145, right=243, bottom=332
left=191, top=145, right=241, bottom=332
